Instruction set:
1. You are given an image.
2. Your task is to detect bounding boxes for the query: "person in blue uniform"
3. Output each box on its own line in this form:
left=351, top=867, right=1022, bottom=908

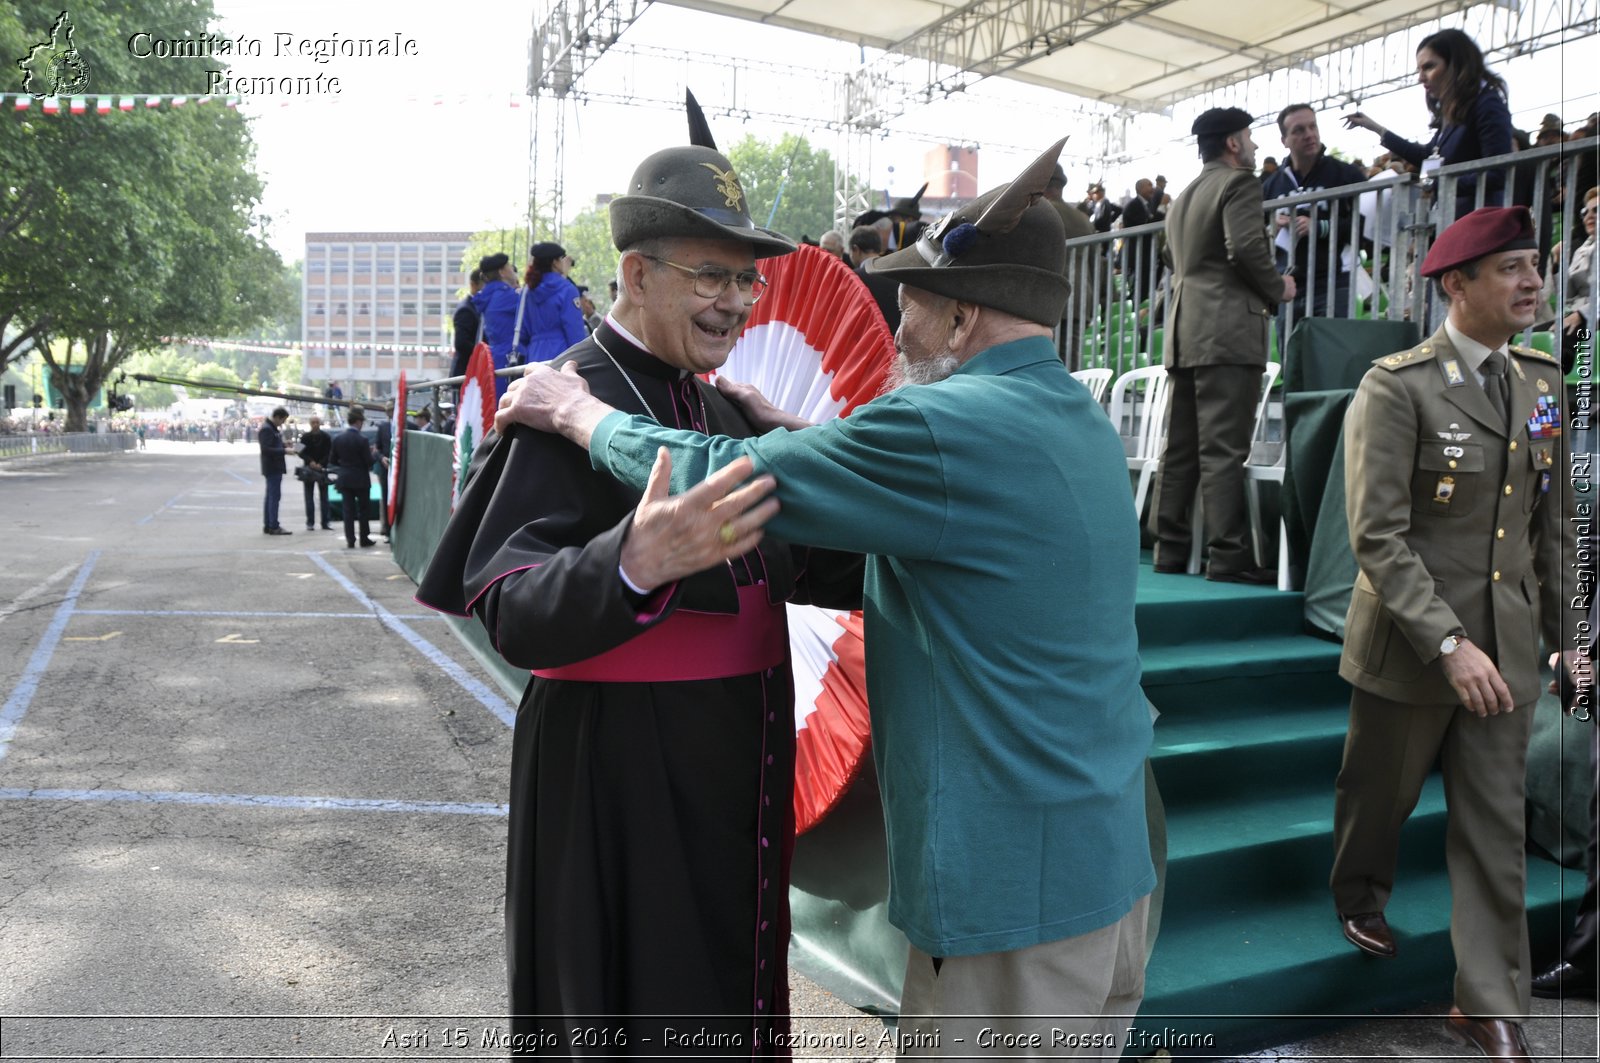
left=471, top=252, right=528, bottom=397
left=522, top=241, right=588, bottom=363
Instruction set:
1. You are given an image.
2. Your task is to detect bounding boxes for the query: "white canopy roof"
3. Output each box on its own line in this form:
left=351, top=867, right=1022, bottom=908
left=661, top=0, right=1490, bottom=112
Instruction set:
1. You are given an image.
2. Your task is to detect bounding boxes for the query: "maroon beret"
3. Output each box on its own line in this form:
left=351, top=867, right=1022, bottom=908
left=1421, top=206, right=1538, bottom=277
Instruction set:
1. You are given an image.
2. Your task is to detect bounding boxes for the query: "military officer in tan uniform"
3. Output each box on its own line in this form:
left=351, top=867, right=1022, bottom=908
left=1330, top=207, right=1578, bottom=1063
left=1152, top=107, right=1295, bottom=583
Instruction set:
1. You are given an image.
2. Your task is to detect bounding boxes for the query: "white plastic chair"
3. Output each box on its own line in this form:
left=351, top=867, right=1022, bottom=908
left=1244, top=362, right=1290, bottom=588
left=1069, top=367, right=1113, bottom=403
left=1106, top=366, right=1171, bottom=518
left=1186, top=363, right=1283, bottom=577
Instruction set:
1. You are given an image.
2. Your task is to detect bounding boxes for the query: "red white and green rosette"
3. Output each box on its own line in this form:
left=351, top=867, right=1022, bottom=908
left=453, top=342, right=498, bottom=510
left=719, top=244, right=896, bottom=833
left=386, top=371, right=405, bottom=528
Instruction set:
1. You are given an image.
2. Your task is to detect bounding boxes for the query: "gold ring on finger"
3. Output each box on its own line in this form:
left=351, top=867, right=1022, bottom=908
left=718, top=521, right=737, bottom=546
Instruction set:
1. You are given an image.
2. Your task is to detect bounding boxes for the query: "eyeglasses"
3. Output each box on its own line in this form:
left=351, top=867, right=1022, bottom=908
left=641, top=254, right=768, bottom=305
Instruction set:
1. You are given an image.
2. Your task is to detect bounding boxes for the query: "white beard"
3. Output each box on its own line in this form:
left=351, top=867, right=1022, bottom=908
left=885, top=352, right=960, bottom=392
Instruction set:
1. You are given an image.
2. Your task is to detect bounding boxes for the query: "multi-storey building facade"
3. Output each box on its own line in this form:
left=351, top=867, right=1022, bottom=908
left=301, top=232, right=471, bottom=398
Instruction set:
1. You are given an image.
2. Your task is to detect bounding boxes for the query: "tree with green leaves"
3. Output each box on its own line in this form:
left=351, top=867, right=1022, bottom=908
left=559, top=207, right=620, bottom=305
left=727, top=133, right=850, bottom=243
left=0, top=1, right=288, bottom=430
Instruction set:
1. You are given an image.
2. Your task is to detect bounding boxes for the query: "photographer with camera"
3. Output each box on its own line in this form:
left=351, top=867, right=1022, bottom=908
left=296, top=415, right=333, bottom=531
left=257, top=407, right=292, bottom=536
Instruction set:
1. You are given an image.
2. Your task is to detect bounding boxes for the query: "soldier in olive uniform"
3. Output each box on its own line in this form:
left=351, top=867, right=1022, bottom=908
left=1153, top=107, right=1295, bottom=582
left=1331, top=207, right=1581, bottom=1063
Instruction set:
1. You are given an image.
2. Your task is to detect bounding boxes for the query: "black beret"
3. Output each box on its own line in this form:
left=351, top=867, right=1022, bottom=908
left=530, top=241, right=566, bottom=260
left=1192, top=107, right=1255, bottom=137
left=479, top=252, right=509, bottom=273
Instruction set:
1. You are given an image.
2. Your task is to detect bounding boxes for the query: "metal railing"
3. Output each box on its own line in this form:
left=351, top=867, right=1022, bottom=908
left=1062, top=136, right=1598, bottom=377
left=0, top=432, right=136, bottom=460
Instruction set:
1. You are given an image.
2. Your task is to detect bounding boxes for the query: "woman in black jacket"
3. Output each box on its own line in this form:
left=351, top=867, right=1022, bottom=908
left=1343, top=28, right=1513, bottom=221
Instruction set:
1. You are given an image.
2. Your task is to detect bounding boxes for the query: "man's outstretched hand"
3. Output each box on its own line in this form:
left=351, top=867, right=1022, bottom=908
left=619, top=449, right=779, bottom=592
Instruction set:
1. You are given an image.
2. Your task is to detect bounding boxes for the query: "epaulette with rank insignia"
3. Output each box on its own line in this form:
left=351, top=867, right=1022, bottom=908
left=1373, top=342, right=1437, bottom=371
left=1510, top=343, right=1558, bottom=364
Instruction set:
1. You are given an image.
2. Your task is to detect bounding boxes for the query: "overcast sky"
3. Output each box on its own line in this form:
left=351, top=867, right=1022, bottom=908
left=193, top=1, right=1598, bottom=261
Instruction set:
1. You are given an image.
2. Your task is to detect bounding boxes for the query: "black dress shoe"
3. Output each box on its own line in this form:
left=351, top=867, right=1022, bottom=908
left=359, top=538, right=378, bottom=547
left=1444, top=1007, right=1531, bottom=1062
left=1339, top=911, right=1396, bottom=958
left=1153, top=560, right=1188, bottom=574
left=1532, top=958, right=1597, bottom=999
left=265, top=527, right=293, bottom=536
left=1207, top=566, right=1275, bottom=585
left=321, top=524, right=333, bottom=530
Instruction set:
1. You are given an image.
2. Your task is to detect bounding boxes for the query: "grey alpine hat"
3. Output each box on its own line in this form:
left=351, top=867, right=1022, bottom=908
left=608, top=90, right=796, bottom=260
left=868, top=139, right=1071, bottom=326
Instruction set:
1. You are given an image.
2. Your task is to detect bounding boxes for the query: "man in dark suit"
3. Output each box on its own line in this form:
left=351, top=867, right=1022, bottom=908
left=296, top=415, right=333, bottom=530
left=1119, top=177, right=1166, bottom=310
left=1331, top=207, right=1580, bottom=1061
left=256, top=407, right=292, bottom=536
left=1151, top=108, right=1294, bottom=582
left=330, top=407, right=377, bottom=548
left=1081, top=182, right=1121, bottom=233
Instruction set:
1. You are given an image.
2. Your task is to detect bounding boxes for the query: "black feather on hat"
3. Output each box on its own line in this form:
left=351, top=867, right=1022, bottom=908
left=686, top=88, right=717, bottom=151
left=607, top=88, right=796, bottom=259
left=889, top=183, right=928, bottom=217
left=867, top=139, right=1071, bottom=326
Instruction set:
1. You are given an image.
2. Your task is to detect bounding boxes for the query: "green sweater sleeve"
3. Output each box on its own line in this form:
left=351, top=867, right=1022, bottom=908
left=591, top=396, right=949, bottom=559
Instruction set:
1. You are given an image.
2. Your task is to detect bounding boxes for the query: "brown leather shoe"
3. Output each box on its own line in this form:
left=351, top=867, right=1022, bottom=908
left=1444, top=1007, right=1531, bottom=1062
left=1338, top=911, right=1396, bottom=958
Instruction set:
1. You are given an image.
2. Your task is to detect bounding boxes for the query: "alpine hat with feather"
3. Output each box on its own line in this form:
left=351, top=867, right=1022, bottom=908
left=867, top=139, right=1071, bottom=326
left=608, top=90, right=797, bottom=260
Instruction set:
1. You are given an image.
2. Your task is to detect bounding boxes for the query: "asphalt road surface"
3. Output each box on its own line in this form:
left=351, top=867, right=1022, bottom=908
left=0, top=442, right=892, bottom=1061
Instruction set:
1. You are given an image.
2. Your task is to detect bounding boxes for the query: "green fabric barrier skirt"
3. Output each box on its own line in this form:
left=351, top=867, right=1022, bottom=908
left=391, top=431, right=530, bottom=701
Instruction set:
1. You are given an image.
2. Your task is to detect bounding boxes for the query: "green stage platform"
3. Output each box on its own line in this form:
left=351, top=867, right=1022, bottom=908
left=1133, top=563, right=1588, bottom=1052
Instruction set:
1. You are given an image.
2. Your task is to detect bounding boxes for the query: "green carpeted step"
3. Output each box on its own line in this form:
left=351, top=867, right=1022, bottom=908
left=1158, top=779, right=1448, bottom=917
left=1134, top=854, right=1587, bottom=1055
left=1143, top=667, right=1352, bottom=719
left=1136, top=570, right=1311, bottom=645
left=1140, top=633, right=1343, bottom=687
left=1151, top=703, right=1351, bottom=804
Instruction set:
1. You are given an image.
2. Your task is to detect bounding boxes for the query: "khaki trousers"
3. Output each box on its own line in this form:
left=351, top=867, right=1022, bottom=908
left=896, top=894, right=1150, bottom=1058
left=1329, top=686, right=1534, bottom=1017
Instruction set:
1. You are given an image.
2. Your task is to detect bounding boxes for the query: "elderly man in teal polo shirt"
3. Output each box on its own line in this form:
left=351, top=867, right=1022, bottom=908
left=498, top=140, right=1156, bottom=1056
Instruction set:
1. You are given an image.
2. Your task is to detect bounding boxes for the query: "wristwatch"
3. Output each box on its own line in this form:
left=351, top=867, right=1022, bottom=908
left=1439, top=634, right=1465, bottom=657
